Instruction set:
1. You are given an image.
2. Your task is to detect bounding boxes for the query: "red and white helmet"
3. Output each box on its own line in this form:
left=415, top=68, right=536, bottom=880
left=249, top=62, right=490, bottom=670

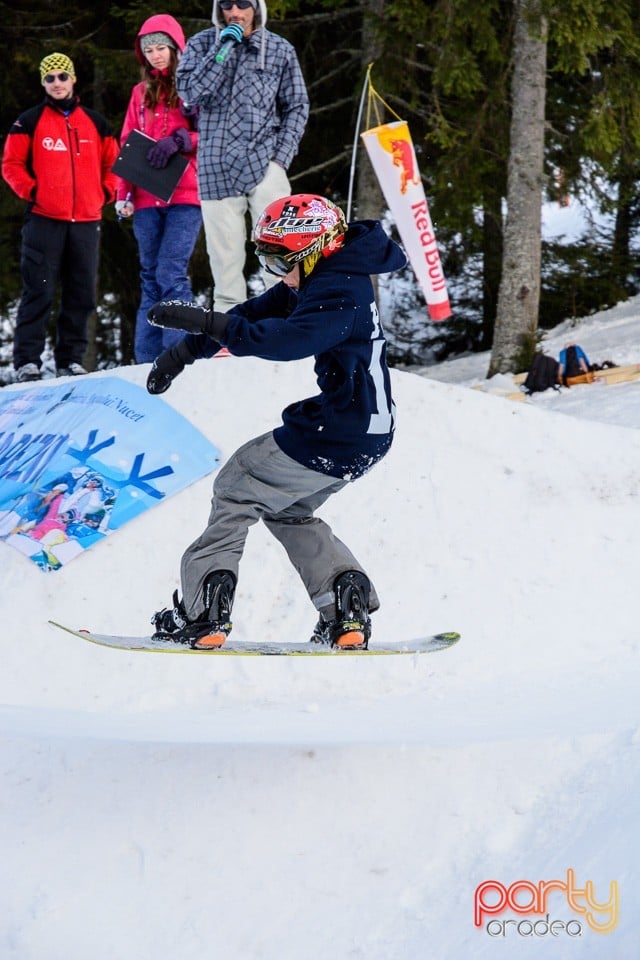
left=254, top=194, right=347, bottom=277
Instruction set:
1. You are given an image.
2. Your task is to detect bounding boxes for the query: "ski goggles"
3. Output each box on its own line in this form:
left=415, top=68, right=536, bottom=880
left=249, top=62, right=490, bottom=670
left=44, top=72, right=71, bottom=83
left=256, top=250, right=297, bottom=277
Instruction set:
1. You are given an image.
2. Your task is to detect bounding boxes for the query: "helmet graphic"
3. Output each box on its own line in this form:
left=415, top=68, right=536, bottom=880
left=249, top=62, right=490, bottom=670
left=254, top=194, right=347, bottom=277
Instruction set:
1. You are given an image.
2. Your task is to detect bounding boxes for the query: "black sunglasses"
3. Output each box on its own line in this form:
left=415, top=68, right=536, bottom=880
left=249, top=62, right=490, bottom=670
left=219, top=0, right=253, bottom=9
left=44, top=72, right=70, bottom=83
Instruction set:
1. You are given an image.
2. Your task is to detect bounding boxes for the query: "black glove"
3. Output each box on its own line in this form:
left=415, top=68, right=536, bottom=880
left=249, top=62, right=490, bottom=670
left=146, top=340, right=197, bottom=395
left=179, top=102, right=199, bottom=130
left=147, top=301, right=229, bottom=341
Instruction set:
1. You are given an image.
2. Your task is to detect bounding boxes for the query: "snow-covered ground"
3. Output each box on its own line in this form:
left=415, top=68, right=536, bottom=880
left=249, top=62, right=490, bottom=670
left=2, top=295, right=640, bottom=959
left=420, top=293, right=640, bottom=431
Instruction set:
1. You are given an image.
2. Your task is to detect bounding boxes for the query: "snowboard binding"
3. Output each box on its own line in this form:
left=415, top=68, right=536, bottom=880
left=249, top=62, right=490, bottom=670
left=151, top=570, right=236, bottom=649
left=311, top=570, right=372, bottom=650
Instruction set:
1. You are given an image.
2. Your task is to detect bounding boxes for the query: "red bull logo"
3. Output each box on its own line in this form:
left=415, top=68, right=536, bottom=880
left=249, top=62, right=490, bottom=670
left=389, top=138, right=420, bottom=194
left=372, top=121, right=421, bottom=195
left=411, top=199, right=447, bottom=296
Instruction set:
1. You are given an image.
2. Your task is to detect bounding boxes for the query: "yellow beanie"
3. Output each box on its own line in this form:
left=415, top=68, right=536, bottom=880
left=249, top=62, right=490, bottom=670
left=40, top=53, right=76, bottom=83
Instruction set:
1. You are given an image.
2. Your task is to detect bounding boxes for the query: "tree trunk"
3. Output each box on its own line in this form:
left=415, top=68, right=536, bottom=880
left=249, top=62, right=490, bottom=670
left=355, top=0, right=385, bottom=222
left=611, top=155, right=637, bottom=292
left=488, top=0, right=547, bottom=375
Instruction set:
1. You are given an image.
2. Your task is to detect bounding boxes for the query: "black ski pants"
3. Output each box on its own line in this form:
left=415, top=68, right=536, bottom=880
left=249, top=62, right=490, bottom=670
left=13, top=213, right=101, bottom=370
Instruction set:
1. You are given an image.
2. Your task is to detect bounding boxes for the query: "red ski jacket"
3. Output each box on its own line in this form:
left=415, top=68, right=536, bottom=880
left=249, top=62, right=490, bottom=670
left=2, top=96, right=119, bottom=222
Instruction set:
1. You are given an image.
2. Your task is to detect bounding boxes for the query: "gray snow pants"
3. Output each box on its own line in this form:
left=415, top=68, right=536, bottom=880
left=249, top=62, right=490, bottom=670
left=180, top=432, right=379, bottom=620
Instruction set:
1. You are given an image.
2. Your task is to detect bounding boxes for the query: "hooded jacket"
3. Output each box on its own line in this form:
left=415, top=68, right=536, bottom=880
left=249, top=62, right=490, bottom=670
left=2, top=96, right=118, bottom=221
left=116, top=14, right=199, bottom=209
left=185, top=220, right=408, bottom=479
left=134, top=13, right=186, bottom=64
left=175, top=0, right=308, bottom=200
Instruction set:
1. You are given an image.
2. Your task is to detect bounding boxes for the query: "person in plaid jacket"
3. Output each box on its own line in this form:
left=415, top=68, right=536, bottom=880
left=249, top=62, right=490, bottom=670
left=175, top=0, right=309, bottom=312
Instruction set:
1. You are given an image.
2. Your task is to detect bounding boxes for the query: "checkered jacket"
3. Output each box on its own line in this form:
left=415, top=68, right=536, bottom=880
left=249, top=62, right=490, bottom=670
left=176, top=27, right=309, bottom=200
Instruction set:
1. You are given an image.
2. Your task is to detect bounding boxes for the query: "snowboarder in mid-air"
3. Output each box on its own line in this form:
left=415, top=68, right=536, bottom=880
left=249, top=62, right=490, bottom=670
left=145, top=193, right=407, bottom=649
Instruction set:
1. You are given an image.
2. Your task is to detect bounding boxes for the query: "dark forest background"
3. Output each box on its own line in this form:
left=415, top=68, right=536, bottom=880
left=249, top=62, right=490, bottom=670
left=1, top=0, right=639, bottom=373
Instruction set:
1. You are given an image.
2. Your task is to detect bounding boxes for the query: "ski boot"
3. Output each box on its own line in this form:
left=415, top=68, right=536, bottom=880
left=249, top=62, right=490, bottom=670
left=151, top=570, right=236, bottom=649
left=310, top=571, right=372, bottom=649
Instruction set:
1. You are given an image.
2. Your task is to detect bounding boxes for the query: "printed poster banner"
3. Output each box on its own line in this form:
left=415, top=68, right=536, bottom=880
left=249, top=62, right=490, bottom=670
left=0, top=376, right=219, bottom=572
left=361, top=119, right=452, bottom=321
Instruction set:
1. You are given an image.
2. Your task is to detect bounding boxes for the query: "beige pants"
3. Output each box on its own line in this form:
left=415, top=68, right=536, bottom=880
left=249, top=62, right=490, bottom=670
left=201, top=162, right=292, bottom=312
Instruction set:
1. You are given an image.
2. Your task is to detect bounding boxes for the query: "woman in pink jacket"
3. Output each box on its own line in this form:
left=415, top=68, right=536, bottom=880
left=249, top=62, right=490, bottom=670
left=116, top=14, right=202, bottom=363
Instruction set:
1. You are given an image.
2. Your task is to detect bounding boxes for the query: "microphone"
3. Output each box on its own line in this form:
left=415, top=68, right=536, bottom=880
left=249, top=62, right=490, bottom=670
left=215, top=22, right=243, bottom=64
left=215, top=39, right=236, bottom=64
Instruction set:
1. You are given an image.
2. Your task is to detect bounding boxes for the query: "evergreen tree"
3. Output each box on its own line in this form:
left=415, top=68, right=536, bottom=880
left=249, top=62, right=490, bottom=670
left=2, top=0, right=640, bottom=374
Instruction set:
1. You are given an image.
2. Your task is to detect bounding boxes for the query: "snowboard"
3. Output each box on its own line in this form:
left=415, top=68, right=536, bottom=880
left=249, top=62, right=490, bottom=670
left=48, top=620, right=460, bottom=657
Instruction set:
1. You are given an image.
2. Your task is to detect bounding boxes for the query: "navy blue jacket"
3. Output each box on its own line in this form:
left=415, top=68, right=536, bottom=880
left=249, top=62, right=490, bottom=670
left=187, top=220, right=407, bottom=479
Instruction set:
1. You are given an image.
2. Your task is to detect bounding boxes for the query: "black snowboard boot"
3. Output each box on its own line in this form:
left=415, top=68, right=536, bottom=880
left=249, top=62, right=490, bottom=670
left=151, top=571, right=236, bottom=649
left=310, top=571, right=372, bottom=649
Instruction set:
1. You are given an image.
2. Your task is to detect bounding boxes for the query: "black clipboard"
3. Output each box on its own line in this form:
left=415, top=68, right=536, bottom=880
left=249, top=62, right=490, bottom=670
left=111, top=129, right=189, bottom=202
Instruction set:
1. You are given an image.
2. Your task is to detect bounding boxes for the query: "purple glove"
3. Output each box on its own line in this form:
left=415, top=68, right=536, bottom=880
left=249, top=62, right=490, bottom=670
left=147, top=136, right=179, bottom=169
left=171, top=127, right=192, bottom=153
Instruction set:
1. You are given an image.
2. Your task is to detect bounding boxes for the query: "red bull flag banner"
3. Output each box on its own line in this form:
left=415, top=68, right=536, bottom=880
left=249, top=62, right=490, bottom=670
left=360, top=118, right=452, bottom=322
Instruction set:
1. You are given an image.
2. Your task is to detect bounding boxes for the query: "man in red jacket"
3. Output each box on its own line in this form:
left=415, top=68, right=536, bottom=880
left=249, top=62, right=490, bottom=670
left=2, top=52, right=119, bottom=382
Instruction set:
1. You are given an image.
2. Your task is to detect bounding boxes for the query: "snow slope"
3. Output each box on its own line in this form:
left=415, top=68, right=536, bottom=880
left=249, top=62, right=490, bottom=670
left=1, top=298, right=640, bottom=959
